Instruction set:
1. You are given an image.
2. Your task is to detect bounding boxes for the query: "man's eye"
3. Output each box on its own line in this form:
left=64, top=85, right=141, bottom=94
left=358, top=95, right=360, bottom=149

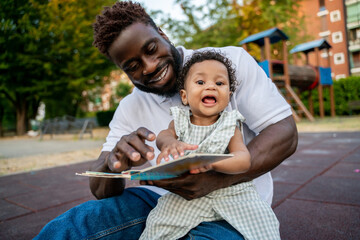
left=196, top=80, right=204, bottom=85
left=147, top=42, right=157, bottom=54
left=127, top=62, right=140, bottom=72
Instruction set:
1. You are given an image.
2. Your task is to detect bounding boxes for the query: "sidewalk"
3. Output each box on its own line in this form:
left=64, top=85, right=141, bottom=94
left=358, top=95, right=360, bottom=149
left=0, top=131, right=359, bottom=239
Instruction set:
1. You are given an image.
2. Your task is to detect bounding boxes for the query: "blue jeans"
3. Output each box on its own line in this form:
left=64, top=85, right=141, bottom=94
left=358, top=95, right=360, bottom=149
left=35, top=188, right=244, bottom=240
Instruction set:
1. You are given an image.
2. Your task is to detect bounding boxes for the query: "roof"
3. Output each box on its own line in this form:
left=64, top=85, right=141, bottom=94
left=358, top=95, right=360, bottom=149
left=290, top=39, right=332, bottom=54
left=239, top=28, right=289, bottom=46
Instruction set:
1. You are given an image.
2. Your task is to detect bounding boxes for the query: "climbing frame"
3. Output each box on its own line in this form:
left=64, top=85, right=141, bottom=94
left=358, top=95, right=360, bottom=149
left=240, top=28, right=314, bottom=121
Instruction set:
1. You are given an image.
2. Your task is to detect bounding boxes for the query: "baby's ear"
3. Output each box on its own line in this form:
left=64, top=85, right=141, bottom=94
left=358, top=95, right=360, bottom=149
left=180, top=89, right=188, bottom=105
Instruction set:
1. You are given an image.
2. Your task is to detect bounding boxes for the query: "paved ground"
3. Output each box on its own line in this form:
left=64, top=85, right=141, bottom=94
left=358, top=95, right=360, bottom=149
left=0, top=131, right=359, bottom=239
left=0, top=138, right=104, bottom=159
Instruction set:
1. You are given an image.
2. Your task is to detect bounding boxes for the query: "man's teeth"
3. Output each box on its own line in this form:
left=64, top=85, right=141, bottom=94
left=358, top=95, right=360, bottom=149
left=152, top=66, right=168, bottom=82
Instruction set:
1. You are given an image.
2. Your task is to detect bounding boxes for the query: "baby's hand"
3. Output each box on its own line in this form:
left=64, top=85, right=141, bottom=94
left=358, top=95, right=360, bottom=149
left=156, top=141, right=198, bottom=164
left=190, top=165, right=213, bottom=174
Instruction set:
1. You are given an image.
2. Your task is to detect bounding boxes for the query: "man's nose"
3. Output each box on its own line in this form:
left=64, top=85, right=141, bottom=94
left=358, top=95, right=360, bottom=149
left=142, top=56, right=159, bottom=75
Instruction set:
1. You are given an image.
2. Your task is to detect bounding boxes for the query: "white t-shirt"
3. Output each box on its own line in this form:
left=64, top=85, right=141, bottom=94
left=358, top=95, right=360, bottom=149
left=102, top=46, right=292, bottom=205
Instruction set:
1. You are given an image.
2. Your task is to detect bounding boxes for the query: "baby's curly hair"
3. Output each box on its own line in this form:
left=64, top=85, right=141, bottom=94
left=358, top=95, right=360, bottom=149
left=177, top=50, right=238, bottom=93
left=93, top=1, right=157, bottom=58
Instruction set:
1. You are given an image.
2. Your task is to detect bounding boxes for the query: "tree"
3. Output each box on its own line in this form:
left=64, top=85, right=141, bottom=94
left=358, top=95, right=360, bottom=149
left=0, top=0, right=114, bottom=135
left=158, top=0, right=308, bottom=60
left=116, top=82, right=133, bottom=100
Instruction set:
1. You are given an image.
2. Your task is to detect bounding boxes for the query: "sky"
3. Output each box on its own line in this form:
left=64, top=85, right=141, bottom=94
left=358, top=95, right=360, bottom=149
left=137, top=0, right=209, bottom=38
left=137, top=0, right=186, bottom=21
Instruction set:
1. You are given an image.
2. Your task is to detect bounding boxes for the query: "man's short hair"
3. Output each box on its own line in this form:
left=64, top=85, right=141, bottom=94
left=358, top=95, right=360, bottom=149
left=93, top=1, right=157, bottom=58
left=177, top=50, right=238, bottom=93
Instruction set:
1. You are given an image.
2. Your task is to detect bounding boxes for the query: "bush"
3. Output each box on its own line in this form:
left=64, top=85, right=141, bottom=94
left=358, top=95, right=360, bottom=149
left=96, top=110, right=116, bottom=127
left=300, top=76, right=360, bottom=116
left=116, top=82, right=133, bottom=99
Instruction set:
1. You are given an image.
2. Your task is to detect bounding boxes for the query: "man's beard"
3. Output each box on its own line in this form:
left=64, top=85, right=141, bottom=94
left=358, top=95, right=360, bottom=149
left=134, top=43, right=182, bottom=97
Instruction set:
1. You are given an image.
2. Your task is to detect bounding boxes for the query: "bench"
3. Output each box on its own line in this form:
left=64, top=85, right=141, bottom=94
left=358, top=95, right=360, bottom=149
left=39, top=115, right=95, bottom=140
left=348, top=100, right=360, bottom=115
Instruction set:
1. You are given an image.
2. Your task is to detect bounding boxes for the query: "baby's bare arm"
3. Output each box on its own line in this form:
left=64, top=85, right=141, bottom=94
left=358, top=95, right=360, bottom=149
left=197, top=127, right=251, bottom=174
left=156, top=121, right=198, bottom=164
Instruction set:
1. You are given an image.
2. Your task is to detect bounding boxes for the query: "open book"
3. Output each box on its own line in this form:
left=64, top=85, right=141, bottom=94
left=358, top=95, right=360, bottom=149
left=76, top=153, right=233, bottom=180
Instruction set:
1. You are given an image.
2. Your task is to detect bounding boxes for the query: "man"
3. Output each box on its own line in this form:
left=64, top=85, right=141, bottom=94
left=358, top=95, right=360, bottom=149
left=36, top=1, right=298, bottom=239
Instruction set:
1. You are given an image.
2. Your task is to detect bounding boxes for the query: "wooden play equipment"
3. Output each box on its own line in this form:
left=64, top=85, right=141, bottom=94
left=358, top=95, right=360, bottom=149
left=290, top=39, right=336, bottom=118
left=239, top=28, right=314, bottom=122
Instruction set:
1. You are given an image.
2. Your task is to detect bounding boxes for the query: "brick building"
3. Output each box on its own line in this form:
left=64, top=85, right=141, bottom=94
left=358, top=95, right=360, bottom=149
left=298, top=0, right=350, bottom=80
left=346, top=0, right=360, bottom=75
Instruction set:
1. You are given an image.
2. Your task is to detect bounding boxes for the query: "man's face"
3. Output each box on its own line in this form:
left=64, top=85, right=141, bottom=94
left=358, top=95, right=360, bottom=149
left=108, top=22, right=182, bottom=96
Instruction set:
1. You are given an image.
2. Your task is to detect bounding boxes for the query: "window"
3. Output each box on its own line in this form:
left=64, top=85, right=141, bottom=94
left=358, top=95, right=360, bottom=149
left=319, top=30, right=331, bottom=37
left=320, top=15, right=328, bottom=32
left=317, top=10, right=329, bottom=17
left=319, top=0, right=325, bottom=11
left=334, top=52, right=345, bottom=65
left=332, top=31, right=343, bottom=43
left=330, top=10, right=341, bottom=22
left=321, top=50, right=332, bottom=59
left=335, top=74, right=346, bottom=80
left=348, top=29, right=356, bottom=41
left=352, top=52, right=360, bottom=68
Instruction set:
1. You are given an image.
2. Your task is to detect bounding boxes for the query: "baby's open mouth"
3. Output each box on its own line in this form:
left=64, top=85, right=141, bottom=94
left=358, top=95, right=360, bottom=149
left=202, top=96, right=216, bottom=104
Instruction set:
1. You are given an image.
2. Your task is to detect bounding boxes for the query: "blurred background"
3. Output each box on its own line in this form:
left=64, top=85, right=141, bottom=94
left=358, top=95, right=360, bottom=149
left=0, top=2, right=360, bottom=239
left=0, top=0, right=359, bottom=174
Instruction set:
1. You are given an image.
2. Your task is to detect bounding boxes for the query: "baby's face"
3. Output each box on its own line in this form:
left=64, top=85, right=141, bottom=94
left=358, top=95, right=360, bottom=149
left=180, top=60, right=231, bottom=123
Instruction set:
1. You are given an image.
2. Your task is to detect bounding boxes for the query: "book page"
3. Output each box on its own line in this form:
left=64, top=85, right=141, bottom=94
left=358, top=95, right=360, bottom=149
left=76, top=153, right=233, bottom=180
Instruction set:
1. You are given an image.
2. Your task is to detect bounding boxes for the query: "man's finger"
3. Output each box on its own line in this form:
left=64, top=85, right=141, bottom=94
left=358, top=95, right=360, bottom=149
left=108, top=151, right=124, bottom=172
left=120, top=134, right=154, bottom=161
left=115, top=139, right=140, bottom=161
left=136, top=127, right=156, bottom=141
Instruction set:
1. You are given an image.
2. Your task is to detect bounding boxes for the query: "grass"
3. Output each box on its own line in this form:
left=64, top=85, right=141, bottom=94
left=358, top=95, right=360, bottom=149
left=296, top=115, right=360, bottom=132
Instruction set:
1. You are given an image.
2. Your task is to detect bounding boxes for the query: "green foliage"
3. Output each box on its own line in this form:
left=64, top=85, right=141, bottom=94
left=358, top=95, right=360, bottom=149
left=157, top=0, right=308, bottom=60
left=0, top=97, right=16, bottom=133
left=116, top=82, right=133, bottom=99
left=334, top=77, right=360, bottom=115
left=300, top=77, right=360, bottom=116
left=96, top=110, right=116, bottom=127
left=0, top=0, right=114, bottom=134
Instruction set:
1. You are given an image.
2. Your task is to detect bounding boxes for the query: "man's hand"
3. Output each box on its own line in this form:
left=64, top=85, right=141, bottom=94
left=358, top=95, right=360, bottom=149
left=89, top=127, right=156, bottom=199
left=109, top=127, right=156, bottom=172
left=140, top=171, right=228, bottom=200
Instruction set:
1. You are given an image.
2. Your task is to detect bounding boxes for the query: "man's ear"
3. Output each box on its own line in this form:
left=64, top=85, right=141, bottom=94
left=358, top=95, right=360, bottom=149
left=158, top=27, right=169, bottom=41
left=180, top=89, right=188, bottom=105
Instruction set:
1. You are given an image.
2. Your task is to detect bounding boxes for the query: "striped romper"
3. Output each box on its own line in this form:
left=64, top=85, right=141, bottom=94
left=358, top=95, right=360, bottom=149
left=140, top=106, right=280, bottom=240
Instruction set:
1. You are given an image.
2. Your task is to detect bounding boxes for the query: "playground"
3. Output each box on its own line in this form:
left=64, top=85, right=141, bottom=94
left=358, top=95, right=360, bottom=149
left=240, top=27, right=337, bottom=122
left=1, top=26, right=359, bottom=239
left=0, top=127, right=359, bottom=239
left=1, top=116, right=359, bottom=176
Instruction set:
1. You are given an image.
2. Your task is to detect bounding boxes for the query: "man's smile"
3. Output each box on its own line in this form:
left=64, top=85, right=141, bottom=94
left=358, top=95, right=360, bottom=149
left=148, top=64, right=169, bottom=84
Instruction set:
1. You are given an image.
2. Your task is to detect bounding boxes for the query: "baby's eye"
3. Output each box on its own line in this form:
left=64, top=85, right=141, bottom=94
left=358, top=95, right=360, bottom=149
left=196, top=80, right=204, bottom=85
left=216, top=81, right=224, bottom=86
